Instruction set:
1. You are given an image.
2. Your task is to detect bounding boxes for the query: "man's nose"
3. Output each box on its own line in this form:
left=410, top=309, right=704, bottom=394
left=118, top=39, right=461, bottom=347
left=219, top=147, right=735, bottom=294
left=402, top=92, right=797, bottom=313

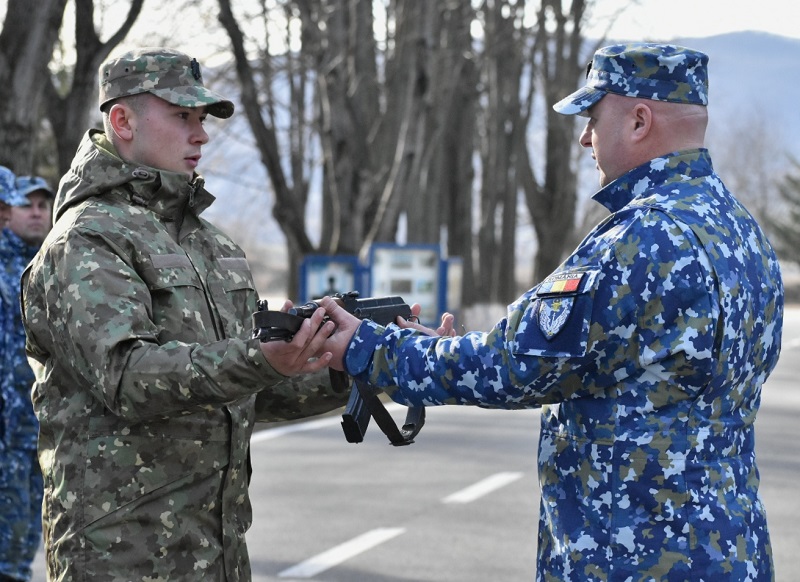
left=579, top=125, right=592, bottom=148
left=193, top=124, right=210, bottom=145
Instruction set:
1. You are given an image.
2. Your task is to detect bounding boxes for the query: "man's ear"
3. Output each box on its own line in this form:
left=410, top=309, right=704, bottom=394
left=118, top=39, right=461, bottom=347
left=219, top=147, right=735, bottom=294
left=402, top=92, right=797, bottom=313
left=630, top=103, right=653, bottom=142
left=108, top=103, right=134, bottom=141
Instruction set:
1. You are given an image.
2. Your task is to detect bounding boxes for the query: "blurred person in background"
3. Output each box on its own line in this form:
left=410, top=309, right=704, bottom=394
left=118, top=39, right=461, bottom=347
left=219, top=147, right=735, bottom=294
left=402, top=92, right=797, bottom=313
left=0, top=167, right=42, bottom=582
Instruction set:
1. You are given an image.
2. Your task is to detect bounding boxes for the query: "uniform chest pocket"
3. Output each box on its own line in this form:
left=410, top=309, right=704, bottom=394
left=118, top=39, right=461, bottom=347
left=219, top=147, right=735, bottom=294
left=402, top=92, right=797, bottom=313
left=512, top=268, right=598, bottom=358
left=206, top=256, right=257, bottom=339
left=140, top=253, right=206, bottom=341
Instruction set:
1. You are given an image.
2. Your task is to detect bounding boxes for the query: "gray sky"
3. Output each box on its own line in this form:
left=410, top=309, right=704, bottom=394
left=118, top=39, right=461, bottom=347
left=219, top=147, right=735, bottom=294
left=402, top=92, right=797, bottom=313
left=585, top=0, right=800, bottom=42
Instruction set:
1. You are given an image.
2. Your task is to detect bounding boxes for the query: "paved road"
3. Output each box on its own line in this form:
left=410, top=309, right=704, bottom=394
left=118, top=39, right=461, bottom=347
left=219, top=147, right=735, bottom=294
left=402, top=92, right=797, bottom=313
left=248, top=306, right=800, bottom=582
left=31, top=307, right=800, bottom=581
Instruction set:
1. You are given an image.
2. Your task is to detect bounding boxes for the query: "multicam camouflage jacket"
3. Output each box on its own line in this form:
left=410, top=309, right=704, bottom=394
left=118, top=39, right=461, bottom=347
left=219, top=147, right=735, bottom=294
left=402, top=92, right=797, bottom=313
left=21, top=130, right=347, bottom=581
left=346, top=149, right=783, bottom=581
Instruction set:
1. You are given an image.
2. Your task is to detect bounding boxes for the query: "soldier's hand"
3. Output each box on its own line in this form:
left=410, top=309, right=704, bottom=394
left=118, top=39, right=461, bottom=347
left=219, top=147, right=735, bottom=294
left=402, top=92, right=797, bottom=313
left=398, top=304, right=456, bottom=337
left=317, top=296, right=362, bottom=371
left=259, top=302, right=333, bottom=375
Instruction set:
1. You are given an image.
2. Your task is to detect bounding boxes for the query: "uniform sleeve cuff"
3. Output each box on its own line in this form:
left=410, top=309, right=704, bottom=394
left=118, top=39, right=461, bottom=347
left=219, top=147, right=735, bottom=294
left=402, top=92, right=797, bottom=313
left=344, top=319, right=384, bottom=376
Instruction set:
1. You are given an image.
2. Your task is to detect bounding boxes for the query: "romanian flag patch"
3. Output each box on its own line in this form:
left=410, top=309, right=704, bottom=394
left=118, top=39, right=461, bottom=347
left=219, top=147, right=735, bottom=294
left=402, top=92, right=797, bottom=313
left=537, top=271, right=585, bottom=295
left=533, top=269, right=596, bottom=340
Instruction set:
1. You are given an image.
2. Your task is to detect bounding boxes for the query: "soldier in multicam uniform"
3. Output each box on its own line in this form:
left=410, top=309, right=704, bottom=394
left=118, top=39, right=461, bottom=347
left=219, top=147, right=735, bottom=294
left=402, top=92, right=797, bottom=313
left=1, top=167, right=40, bottom=582
left=319, top=44, right=783, bottom=581
left=20, top=48, right=345, bottom=581
left=0, top=174, right=53, bottom=582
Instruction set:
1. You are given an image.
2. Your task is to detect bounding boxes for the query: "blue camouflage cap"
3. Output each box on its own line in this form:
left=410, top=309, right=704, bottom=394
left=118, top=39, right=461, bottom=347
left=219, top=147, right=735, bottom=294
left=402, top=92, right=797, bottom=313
left=99, top=47, right=234, bottom=119
left=15, top=175, right=54, bottom=201
left=0, top=165, right=27, bottom=206
left=553, top=43, right=709, bottom=116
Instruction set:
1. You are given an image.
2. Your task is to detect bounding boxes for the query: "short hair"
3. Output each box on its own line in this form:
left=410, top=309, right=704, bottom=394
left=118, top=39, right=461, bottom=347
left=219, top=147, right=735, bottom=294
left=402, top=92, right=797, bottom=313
left=101, top=93, right=149, bottom=137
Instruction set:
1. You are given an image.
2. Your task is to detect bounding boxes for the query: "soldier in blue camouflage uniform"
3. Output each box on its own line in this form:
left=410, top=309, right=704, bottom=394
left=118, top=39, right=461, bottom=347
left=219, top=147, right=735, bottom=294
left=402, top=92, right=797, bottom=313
left=319, top=44, right=783, bottom=581
left=1, top=174, right=53, bottom=582
left=0, top=166, right=36, bottom=582
left=20, top=48, right=343, bottom=581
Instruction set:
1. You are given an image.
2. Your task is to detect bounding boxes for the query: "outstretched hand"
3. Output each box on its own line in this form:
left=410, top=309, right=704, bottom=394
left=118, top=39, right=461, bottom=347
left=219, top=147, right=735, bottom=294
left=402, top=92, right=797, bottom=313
left=317, top=298, right=457, bottom=372
left=316, top=296, right=362, bottom=371
left=259, top=300, right=334, bottom=375
left=398, top=304, right=456, bottom=337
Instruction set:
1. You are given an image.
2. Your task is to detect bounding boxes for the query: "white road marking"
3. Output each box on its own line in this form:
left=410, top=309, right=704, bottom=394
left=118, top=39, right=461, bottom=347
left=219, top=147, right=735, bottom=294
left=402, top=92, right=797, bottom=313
left=442, top=471, right=524, bottom=504
left=250, top=416, right=340, bottom=442
left=277, top=527, right=405, bottom=578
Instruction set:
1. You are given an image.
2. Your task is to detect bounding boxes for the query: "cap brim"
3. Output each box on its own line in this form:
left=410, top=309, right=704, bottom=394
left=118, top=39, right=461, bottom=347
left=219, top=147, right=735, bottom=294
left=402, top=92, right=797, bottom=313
left=1, top=193, right=28, bottom=206
left=150, top=86, right=234, bottom=119
left=19, top=187, right=54, bottom=199
left=552, top=86, right=606, bottom=117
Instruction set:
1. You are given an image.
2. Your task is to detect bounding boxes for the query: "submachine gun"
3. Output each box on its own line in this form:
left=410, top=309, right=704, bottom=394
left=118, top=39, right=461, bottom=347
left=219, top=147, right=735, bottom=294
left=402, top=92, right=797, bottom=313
left=252, top=291, right=425, bottom=446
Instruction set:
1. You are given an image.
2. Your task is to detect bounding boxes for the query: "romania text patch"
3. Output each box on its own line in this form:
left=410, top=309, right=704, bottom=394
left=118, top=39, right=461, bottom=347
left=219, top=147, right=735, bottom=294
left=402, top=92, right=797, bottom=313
left=538, top=272, right=585, bottom=295
left=532, top=268, right=598, bottom=341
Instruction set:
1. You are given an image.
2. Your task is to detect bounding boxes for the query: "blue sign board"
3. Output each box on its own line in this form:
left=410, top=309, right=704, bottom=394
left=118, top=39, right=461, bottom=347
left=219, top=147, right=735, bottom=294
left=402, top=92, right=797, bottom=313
left=299, top=244, right=459, bottom=327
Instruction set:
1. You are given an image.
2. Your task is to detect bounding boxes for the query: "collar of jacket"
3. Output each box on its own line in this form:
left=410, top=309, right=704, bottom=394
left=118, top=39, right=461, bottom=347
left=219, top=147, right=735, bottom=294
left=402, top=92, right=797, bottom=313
left=123, top=165, right=214, bottom=224
left=592, top=148, right=714, bottom=213
left=53, top=130, right=217, bottom=225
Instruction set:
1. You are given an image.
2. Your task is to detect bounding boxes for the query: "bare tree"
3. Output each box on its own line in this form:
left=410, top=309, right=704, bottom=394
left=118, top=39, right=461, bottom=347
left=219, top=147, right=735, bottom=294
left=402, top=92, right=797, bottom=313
left=216, top=0, right=480, bottom=299
left=520, top=0, right=591, bottom=285
left=213, top=0, right=594, bottom=305
left=466, top=0, right=594, bottom=299
left=0, top=0, right=68, bottom=172
left=709, top=107, right=786, bottom=226
left=472, top=0, right=526, bottom=304
left=763, top=158, right=800, bottom=268
left=1, top=0, right=145, bottom=178
left=297, top=0, right=476, bottom=259
left=217, top=0, right=318, bottom=299
left=405, top=2, right=478, bottom=302
left=44, top=0, right=145, bottom=177
left=295, top=0, right=383, bottom=255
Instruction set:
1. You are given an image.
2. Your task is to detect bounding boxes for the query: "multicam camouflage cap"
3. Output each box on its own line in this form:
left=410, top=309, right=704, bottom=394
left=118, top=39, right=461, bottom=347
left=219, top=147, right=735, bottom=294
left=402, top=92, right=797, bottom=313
left=553, top=43, right=709, bottom=116
left=99, top=47, right=234, bottom=118
left=0, top=165, right=27, bottom=206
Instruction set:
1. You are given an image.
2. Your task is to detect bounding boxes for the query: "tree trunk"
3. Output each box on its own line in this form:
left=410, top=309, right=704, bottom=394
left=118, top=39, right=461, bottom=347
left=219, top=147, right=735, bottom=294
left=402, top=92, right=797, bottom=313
left=476, top=0, right=524, bottom=304
left=218, top=0, right=316, bottom=298
left=301, top=0, right=382, bottom=255
left=521, top=0, right=588, bottom=285
left=0, top=0, right=67, bottom=173
left=427, top=3, right=479, bottom=306
left=214, top=0, right=594, bottom=306
left=44, top=0, right=145, bottom=177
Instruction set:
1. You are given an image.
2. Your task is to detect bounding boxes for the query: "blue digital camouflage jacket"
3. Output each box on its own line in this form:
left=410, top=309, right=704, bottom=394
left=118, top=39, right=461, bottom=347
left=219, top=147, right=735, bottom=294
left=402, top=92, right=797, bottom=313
left=345, top=149, right=783, bottom=581
left=0, top=231, right=13, bottom=447
left=0, top=228, right=39, bottom=449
